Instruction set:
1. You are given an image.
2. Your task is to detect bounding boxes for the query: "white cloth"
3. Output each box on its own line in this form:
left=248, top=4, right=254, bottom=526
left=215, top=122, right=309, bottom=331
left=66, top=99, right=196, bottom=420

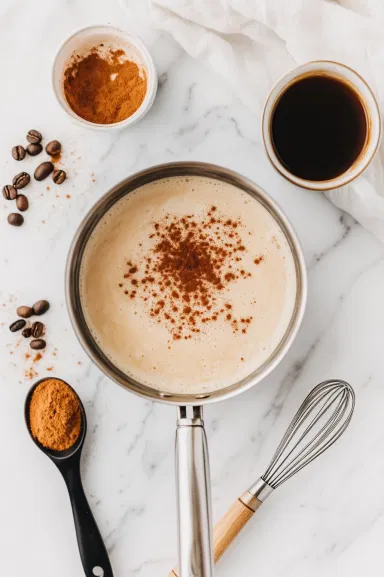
left=122, top=0, right=384, bottom=242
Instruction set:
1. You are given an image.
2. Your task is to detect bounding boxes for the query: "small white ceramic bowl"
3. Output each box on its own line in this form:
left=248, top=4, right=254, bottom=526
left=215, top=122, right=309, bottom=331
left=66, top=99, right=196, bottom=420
left=52, top=25, right=158, bottom=130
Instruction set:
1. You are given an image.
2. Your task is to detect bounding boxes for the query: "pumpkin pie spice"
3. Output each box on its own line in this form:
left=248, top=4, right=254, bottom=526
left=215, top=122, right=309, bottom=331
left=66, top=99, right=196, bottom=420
left=29, top=378, right=81, bottom=451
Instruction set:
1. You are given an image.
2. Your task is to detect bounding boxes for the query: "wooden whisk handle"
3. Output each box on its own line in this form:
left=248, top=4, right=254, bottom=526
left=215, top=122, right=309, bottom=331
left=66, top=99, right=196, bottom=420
left=168, top=491, right=262, bottom=577
left=213, top=491, right=261, bottom=562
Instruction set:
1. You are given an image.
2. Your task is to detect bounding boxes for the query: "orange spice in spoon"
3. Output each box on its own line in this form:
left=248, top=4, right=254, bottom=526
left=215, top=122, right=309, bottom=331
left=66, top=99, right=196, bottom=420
left=29, top=378, right=81, bottom=451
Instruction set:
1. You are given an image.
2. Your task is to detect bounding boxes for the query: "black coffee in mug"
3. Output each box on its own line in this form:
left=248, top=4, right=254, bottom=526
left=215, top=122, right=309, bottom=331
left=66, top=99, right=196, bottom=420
left=270, top=74, right=368, bottom=182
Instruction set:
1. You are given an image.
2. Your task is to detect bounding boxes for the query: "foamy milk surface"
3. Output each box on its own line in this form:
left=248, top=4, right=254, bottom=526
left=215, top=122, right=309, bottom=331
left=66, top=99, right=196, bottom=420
left=80, top=176, right=297, bottom=393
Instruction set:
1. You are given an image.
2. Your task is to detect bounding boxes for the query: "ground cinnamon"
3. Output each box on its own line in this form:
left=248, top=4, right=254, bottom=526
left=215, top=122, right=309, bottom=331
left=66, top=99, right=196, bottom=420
left=29, top=378, right=81, bottom=451
left=63, top=45, right=147, bottom=124
left=120, top=206, right=262, bottom=341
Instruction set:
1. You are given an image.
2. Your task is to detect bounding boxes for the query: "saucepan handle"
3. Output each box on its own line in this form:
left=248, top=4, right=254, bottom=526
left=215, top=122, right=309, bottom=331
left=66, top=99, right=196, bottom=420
left=175, top=406, right=213, bottom=577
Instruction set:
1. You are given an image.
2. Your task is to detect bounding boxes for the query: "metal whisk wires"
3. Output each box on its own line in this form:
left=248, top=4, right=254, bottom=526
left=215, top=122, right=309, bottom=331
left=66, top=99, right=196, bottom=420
left=262, top=379, right=355, bottom=489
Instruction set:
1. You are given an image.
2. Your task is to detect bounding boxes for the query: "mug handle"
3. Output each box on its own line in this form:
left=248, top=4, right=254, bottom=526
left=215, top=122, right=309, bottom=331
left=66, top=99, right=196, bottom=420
left=175, top=406, right=213, bottom=577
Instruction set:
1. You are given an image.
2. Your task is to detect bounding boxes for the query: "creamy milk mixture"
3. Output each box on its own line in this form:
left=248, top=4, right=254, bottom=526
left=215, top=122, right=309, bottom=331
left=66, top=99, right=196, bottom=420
left=80, top=176, right=297, bottom=393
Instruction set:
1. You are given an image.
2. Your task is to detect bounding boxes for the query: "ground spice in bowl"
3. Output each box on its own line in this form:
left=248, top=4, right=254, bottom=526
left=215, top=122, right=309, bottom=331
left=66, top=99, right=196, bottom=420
left=63, top=45, right=147, bottom=124
left=29, top=378, right=81, bottom=451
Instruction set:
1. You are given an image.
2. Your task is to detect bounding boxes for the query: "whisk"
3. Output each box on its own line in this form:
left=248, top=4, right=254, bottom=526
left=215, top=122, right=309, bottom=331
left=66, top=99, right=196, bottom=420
left=169, top=379, right=355, bottom=577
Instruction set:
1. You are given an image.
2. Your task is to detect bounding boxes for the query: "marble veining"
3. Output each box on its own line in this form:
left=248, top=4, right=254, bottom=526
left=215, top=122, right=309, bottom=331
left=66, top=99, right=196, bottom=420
left=1, top=1, right=384, bottom=576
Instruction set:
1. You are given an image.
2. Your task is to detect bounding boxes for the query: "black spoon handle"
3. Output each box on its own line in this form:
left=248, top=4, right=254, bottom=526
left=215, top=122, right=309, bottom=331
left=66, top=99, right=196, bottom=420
left=62, top=466, right=114, bottom=577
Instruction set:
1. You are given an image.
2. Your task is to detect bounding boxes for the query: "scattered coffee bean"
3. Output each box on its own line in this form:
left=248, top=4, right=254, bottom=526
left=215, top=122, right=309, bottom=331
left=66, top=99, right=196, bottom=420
left=32, top=299, right=50, bottom=315
left=17, top=305, right=33, bottom=318
left=16, top=194, right=29, bottom=212
left=31, top=321, right=44, bottom=338
left=30, top=338, right=46, bottom=350
left=52, top=169, right=66, bottom=185
left=22, top=327, right=32, bottom=338
left=26, top=130, right=42, bottom=144
left=3, top=185, right=17, bottom=200
left=13, top=172, right=30, bottom=189
left=8, top=213, right=24, bottom=227
left=45, top=140, right=61, bottom=156
left=26, top=143, right=42, bottom=156
left=9, top=319, right=26, bottom=332
left=12, top=145, right=26, bottom=161
left=34, top=162, right=54, bottom=181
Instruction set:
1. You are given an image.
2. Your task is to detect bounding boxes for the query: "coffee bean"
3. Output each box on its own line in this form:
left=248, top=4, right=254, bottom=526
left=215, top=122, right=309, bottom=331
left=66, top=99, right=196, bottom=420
left=13, top=172, right=30, bottom=189
left=17, top=305, right=33, bottom=318
left=3, top=185, right=17, bottom=200
left=32, top=299, right=50, bottom=315
left=26, top=130, right=42, bottom=144
left=16, top=194, right=29, bottom=212
left=26, top=143, right=42, bottom=156
left=34, top=162, right=54, bottom=181
left=45, top=140, right=61, bottom=156
left=8, top=213, right=24, bottom=227
left=52, top=169, right=66, bottom=185
left=31, top=321, right=44, bottom=338
left=22, top=327, right=32, bottom=338
left=9, top=319, right=26, bottom=332
left=30, top=338, right=46, bottom=350
left=12, top=145, right=26, bottom=161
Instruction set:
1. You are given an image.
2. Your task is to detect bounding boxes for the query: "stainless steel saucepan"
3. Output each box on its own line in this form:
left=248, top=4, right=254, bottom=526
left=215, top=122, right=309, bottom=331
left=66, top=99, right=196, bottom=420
left=66, top=162, right=307, bottom=577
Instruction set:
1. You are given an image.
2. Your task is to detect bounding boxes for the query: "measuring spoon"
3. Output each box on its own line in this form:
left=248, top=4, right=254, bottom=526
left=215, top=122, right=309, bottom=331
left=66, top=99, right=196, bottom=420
left=25, top=377, right=114, bottom=577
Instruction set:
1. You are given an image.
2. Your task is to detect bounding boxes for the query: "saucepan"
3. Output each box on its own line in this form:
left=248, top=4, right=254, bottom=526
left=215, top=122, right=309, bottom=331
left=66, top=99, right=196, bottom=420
left=65, top=162, right=307, bottom=577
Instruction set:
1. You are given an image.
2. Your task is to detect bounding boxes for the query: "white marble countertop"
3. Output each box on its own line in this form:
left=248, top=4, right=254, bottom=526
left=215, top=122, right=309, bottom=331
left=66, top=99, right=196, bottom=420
left=1, top=1, right=384, bottom=576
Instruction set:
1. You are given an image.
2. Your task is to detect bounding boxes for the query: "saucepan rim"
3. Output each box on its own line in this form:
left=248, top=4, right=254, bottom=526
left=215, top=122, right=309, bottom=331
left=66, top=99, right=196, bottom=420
left=65, top=161, right=307, bottom=405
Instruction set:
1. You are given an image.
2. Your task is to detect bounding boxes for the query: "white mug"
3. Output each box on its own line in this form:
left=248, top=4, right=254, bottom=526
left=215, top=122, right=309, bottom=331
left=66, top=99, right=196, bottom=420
left=262, top=60, right=381, bottom=191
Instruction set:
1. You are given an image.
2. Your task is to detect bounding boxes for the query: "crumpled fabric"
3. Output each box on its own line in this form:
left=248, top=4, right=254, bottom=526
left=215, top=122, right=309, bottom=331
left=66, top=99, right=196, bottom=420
left=121, top=0, right=384, bottom=241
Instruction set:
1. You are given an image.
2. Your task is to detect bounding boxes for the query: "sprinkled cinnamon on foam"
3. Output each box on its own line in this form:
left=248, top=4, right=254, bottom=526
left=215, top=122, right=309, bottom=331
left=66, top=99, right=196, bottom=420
left=119, top=206, right=260, bottom=340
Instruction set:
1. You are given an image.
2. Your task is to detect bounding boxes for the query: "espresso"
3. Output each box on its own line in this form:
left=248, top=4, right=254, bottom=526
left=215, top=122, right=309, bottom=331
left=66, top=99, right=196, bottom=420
left=80, top=176, right=297, bottom=394
left=271, top=74, right=367, bottom=181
